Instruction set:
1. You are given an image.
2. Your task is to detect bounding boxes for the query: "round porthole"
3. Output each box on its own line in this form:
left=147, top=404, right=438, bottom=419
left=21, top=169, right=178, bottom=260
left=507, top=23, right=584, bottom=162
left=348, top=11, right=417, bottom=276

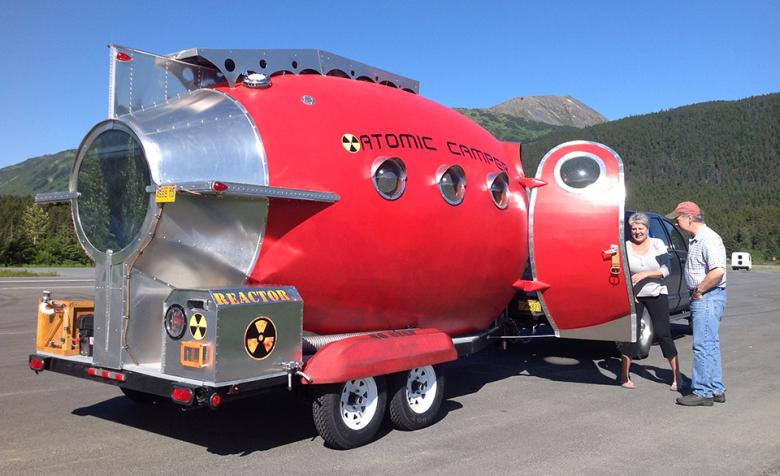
left=554, top=153, right=605, bottom=192
left=486, top=172, right=509, bottom=209
left=437, top=165, right=466, bottom=205
left=371, top=157, right=406, bottom=200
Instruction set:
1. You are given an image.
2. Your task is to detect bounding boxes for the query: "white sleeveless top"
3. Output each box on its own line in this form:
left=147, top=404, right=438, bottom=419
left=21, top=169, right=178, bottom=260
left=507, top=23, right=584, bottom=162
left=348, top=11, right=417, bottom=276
left=626, top=238, right=670, bottom=297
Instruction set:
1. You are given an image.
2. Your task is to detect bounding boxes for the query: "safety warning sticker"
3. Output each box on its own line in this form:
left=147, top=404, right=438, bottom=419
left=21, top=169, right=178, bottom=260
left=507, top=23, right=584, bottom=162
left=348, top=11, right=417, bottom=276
left=244, top=316, right=277, bottom=360
left=189, top=313, right=207, bottom=340
left=341, top=133, right=360, bottom=153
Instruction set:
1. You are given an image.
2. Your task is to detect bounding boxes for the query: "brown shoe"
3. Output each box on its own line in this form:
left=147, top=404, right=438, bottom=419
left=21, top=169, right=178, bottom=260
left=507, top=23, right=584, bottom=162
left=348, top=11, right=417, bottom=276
left=713, top=392, right=726, bottom=403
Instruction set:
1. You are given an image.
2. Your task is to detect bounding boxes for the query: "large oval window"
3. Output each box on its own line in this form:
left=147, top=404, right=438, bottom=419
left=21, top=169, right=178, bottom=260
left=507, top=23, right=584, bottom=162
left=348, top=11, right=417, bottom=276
left=554, top=153, right=604, bottom=192
left=437, top=165, right=466, bottom=205
left=77, top=129, right=150, bottom=252
left=487, top=172, right=509, bottom=209
left=372, top=157, right=406, bottom=200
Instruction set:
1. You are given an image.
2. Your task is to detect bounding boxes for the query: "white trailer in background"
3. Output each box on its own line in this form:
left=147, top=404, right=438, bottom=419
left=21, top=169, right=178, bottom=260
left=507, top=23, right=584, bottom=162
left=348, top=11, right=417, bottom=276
left=731, top=252, right=752, bottom=271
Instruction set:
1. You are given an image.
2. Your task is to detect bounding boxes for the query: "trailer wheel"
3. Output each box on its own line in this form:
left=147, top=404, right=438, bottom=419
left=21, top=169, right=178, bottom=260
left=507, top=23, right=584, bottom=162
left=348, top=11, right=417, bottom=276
left=312, top=376, right=386, bottom=449
left=120, top=387, right=160, bottom=404
left=388, top=365, right=444, bottom=431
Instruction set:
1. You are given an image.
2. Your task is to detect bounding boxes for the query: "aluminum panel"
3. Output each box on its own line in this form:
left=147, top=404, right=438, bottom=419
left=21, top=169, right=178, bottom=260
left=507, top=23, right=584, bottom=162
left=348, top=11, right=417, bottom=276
left=122, top=269, right=173, bottom=365
left=168, top=47, right=419, bottom=93
left=119, top=88, right=268, bottom=187
left=133, top=195, right=267, bottom=288
left=109, top=45, right=222, bottom=118
left=92, top=257, right=126, bottom=369
left=162, top=287, right=303, bottom=385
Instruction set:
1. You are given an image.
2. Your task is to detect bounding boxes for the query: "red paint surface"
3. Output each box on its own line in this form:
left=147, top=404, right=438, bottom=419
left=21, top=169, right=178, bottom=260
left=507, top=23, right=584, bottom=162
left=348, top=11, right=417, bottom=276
left=301, top=328, right=457, bottom=384
left=530, top=142, right=631, bottom=330
left=219, top=76, right=529, bottom=336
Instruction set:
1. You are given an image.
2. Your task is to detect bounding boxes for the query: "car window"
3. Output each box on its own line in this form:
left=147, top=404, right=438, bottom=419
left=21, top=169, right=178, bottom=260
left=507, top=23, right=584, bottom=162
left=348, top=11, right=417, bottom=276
left=662, top=220, right=688, bottom=251
left=649, top=218, right=670, bottom=248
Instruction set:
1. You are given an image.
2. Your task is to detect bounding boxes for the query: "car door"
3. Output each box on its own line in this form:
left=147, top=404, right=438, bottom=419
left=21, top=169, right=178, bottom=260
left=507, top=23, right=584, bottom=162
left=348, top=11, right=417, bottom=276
left=648, top=215, right=681, bottom=311
left=528, top=141, right=635, bottom=341
left=661, top=218, right=690, bottom=312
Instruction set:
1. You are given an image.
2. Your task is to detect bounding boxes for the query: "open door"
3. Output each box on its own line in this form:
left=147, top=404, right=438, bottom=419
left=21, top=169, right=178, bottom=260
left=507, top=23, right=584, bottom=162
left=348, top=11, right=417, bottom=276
left=529, top=141, right=635, bottom=341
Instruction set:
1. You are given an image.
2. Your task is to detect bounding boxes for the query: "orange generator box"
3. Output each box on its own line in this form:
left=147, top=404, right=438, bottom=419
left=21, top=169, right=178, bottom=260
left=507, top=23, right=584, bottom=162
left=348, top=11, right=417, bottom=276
left=36, top=298, right=95, bottom=356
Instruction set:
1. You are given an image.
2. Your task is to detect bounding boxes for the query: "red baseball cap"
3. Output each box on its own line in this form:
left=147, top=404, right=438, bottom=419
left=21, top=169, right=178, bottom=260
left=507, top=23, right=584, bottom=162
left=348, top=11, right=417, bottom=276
left=666, top=201, right=701, bottom=220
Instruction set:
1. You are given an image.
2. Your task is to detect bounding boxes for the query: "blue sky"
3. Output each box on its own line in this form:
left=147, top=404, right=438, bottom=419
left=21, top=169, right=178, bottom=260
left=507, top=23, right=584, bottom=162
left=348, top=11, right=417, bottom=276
left=1, top=0, right=778, bottom=169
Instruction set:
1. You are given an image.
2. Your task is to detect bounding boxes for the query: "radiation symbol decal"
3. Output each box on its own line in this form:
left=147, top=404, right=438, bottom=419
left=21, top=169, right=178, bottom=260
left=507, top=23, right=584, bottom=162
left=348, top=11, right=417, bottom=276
left=189, top=313, right=207, bottom=341
left=341, top=133, right=360, bottom=153
left=244, top=317, right=277, bottom=360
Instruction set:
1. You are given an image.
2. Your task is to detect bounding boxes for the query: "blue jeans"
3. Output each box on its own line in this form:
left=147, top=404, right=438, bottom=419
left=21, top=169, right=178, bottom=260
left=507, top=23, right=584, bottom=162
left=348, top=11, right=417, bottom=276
left=690, top=287, right=727, bottom=397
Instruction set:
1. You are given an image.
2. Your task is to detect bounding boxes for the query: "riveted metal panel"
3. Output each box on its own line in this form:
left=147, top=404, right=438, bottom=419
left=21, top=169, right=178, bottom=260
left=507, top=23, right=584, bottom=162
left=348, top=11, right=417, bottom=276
left=122, top=269, right=172, bottom=365
left=162, top=287, right=302, bottom=385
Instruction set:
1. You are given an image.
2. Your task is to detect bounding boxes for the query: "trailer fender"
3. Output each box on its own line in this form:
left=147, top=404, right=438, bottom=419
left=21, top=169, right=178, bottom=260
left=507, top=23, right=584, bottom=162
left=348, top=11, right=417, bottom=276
left=302, top=328, right=457, bottom=384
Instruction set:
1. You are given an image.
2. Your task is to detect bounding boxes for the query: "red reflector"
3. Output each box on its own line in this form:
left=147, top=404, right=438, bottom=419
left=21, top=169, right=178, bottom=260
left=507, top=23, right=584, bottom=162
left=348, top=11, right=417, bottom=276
left=111, top=372, right=127, bottom=382
left=29, top=357, right=45, bottom=371
left=87, top=367, right=98, bottom=376
left=171, top=387, right=194, bottom=405
left=116, top=51, right=132, bottom=62
left=212, top=181, right=229, bottom=192
left=101, top=370, right=110, bottom=379
left=209, top=392, right=222, bottom=409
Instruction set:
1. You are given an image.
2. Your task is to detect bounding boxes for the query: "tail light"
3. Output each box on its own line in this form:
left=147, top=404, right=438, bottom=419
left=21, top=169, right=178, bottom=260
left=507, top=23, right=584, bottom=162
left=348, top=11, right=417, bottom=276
left=29, top=356, right=46, bottom=372
left=208, top=392, right=223, bottom=410
left=171, top=386, right=194, bottom=405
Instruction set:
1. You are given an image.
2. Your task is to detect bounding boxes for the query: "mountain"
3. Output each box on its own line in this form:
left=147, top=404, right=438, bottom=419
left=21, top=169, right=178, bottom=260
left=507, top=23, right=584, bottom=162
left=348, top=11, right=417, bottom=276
left=0, top=150, right=73, bottom=196
left=454, top=108, right=574, bottom=142
left=487, top=95, right=608, bottom=128
left=519, top=93, right=780, bottom=261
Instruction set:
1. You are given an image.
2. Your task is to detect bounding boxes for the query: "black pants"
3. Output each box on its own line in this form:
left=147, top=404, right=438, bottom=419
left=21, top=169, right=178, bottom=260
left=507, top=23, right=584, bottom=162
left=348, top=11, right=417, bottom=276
left=636, top=294, right=678, bottom=359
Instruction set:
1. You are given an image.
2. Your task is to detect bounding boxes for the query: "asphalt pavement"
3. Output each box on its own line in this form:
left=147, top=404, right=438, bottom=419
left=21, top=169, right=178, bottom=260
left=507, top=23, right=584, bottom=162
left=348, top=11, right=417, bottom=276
left=1, top=269, right=778, bottom=475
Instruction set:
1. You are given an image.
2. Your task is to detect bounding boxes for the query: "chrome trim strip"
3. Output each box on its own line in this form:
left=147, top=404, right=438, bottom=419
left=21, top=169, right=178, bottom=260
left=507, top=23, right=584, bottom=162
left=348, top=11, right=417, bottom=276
left=528, top=145, right=560, bottom=337
left=35, top=191, right=79, bottom=204
left=146, top=182, right=339, bottom=203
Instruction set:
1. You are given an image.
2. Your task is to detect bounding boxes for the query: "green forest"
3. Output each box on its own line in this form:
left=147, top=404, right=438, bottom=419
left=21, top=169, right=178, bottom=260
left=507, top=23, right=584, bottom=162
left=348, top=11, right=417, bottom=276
left=0, top=92, right=778, bottom=265
left=0, top=196, right=89, bottom=266
left=520, top=93, right=780, bottom=261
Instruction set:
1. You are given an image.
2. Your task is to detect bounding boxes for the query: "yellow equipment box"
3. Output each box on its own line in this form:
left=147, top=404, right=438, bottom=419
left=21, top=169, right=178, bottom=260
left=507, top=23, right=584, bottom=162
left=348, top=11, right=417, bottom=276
left=36, top=299, right=95, bottom=356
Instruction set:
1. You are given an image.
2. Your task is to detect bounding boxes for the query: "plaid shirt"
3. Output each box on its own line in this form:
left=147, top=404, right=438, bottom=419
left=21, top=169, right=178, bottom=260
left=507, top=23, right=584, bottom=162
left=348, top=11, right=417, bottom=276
left=684, top=224, right=727, bottom=289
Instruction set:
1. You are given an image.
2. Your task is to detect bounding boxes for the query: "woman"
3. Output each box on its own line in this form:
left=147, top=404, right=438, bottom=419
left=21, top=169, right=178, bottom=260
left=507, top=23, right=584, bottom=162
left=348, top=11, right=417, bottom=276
left=618, top=212, right=681, bottom=390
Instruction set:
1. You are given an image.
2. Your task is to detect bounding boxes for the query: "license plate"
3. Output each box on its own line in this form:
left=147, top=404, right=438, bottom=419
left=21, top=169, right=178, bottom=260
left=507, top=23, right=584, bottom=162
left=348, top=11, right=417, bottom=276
left=155, top=185, right=177, bottom=203
left=518, top=299, right=542, bottom=313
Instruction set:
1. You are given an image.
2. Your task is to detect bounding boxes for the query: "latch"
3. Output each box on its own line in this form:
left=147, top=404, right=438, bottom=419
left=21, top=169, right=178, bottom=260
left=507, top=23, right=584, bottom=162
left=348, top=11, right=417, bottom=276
left=602, top=245, right=621, bottom=277
left=281, top=361, right=312, bottom=390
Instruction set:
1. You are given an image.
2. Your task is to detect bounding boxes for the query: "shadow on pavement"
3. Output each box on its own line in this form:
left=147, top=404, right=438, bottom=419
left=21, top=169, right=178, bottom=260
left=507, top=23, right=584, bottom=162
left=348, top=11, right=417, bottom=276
left=71, top=327, right=690, bottom=453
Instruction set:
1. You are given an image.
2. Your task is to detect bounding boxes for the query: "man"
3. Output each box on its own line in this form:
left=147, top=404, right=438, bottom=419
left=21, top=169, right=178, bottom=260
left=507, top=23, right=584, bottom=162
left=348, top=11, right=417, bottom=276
left=667, top=201, right=727, bottom=406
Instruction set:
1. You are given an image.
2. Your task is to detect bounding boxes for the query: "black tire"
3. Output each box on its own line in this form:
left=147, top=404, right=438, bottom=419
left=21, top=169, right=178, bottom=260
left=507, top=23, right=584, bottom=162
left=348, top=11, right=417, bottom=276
left=312, top=376, right=387, bottom=450
left=388, top=365, right=445, bottom=431
left=120, top=387, right=160, bottom=404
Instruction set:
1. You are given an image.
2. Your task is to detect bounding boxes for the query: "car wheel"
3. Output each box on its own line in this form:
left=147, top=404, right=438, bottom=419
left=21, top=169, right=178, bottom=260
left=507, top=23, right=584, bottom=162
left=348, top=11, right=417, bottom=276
left=388, top=365, right=444, bottom=431
left=312, top=376, right=387, bottom=449
left=635, top=309, right=654, bottom=359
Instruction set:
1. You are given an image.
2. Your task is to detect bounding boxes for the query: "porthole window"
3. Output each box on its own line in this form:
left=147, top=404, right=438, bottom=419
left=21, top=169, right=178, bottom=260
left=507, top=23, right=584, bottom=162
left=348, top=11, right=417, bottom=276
left=553, top=152, right=605, bottom=192
left=371, top=157, right=406, bottom=200
left=486, top=172, right=509, bottom=209
left=437, top=165, right=466, bottom=205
